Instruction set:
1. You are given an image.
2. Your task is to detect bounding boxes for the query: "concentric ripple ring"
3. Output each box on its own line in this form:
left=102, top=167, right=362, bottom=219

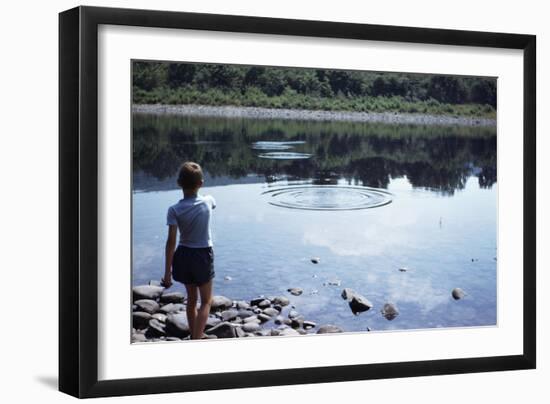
left=262, top=185, right=393, bottom=211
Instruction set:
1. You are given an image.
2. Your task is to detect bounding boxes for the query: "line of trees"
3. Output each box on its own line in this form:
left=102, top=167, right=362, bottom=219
left=133, top=61, right=497, bottom=107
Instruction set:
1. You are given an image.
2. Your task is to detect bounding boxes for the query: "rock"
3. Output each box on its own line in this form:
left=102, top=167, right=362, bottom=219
left=262, top=307, right=279, bottom=317
left=291, top=316, right=304, bottom=329
left=236, top=301, right=250, bottom=310
left=211, top=295, right=233, bottom=312
left=146, top=319, right=166, bottom=338
left=381, top=303, right=399, bottom=320
left=303, top=321, right=316, bottom=330
left=250, top=296, right=267, bottom=306
left=325, top=279, right=341, bottom=286
left=160, top=303, right=185, bottom=314
left=341, top=288, right=355, bottom=301
left=224, top=275, right=233, bottom=281
left=317, top=325, right=344, bottom=334
left=348, top=294, right=373, bottom=314
left=152, top=313, right=167, bottom=323
left=132, top=333, right=148, bottom=343
left=220, top=309, right=239, bottom=321
left=160, top=292, right=185, bottom=304
left=205, top=322, right=237, bottom=338
left=297, top=329, right=307, bottom=335
left=132, top=312, right=152, bottom=329
left=205, top=316, right=222, bottom=329
left=243, top=315, right=260, bottom=324
left=452, top=288, right=466, bottom=300
left=398, top=267, right=408, bottom=272
left=311, top=257, right=320, bottom=264
left=272, top=296, right=290, bottom=306
left=288, top=309, right=300, bottom=319
left=165, top=313, right=190, bottom=338
left=273, top=304, right=283, bottom=312
left=270, top=328, right=281, bottom=336
left=257, top=313, right=271, bottom=323
left=242, top=322, right=261, bottom=333
left=274, top=315, right=284, bottom=325
left=235, top=326, right=246, bottom=338
left=255, top=329, right=271, bottom=337
left=257, top=299, right=271, bottom=309
left=232, top=317, right=243, bottom=324
left=287, top=288, right=303, bottom=296
left=279, top=328, right=300, bottom=336
left=134, top=299, right=160, bottom=314
left=133, top=285, right=164, bottom=301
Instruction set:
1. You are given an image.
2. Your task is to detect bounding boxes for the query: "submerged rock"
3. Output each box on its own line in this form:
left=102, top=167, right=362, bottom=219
left=452, top=288, right=466, bottom=300
left=341, top=288, right=355, bottom=301
left=398, top=267, right=408, bottom=272
left=287, top=288, right=303, bottom=296
left=311, top=257, right=320, bottom=264
left=349, top=294, right=373, bottom=315
left=317, top=325, right=344, bottom=334
left=224, top=276, right=233, bottom=281
left=133, top=285, right=164, bottom=301
left=381, top=303, right=399, bottom=320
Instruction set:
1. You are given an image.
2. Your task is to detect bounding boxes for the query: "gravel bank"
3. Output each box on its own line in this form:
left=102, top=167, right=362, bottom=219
left=133, top=104, right=496, bottom=127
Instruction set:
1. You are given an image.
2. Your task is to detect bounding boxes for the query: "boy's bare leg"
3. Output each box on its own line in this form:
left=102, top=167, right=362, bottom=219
left=192, top=280, right=213, bottom=339
left=184, top=284, right=198, bottom=338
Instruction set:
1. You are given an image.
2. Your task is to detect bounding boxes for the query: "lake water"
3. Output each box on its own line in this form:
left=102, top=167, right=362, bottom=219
left=132, top=114, right=497, bottom=332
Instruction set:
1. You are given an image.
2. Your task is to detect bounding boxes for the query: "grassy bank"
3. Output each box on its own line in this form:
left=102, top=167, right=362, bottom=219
left=133, top=86, right=496, bottom=119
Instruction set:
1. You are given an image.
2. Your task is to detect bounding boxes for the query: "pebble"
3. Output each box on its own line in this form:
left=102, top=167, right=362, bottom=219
left=287, top=288, right=303, bottom=296
left=224, top=276, right=232, bottom=281
left=311, top=257, right=320, bottom=264
left=398, top=267, right=408, bottom=272
left=317, top=325, right=344, bottom=334
left=303, top=321, right=316, bottom=330
left=381, top=303, right=399, bottom=320
left=452, top=288, right=466, bottom=300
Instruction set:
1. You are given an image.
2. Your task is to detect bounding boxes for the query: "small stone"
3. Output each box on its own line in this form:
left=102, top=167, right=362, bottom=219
left=221, top=309, right=239, bottom=321
left=452, top=288, right=466, bottom=300
left=258, top=313, right=271, bottom=323
left=243, top=322, right=261, bottom=333
left=205, top=322, right=237, bottom=338
left=224, top=276, right=232, bottom=281
left=257, top=299, right=271, bottom=309
left=134, top=299, right=160, bottom=314
left=160, top=303, right=185, bottom=314
left=146, top=319, right=166, bottom=338
left=211, top=296, right=233, bottom=312
left=327, top=279, right=341, bottom=286
left=152, top=313, right=167, bottom=322
left=381, top=303, right=399, bottom=320
left=132, top=312, right=152, bottom=329
left=250, top=296, right=267, bottom=306
left=348, top=294, right=373, bottom=315
left=398, top=267, right=408, bottom=272
left=317, top=325, right=344, bottom=334
left=303, top=320, right=316, bottom=330
left=272, top=296, right=290, bottom=306
left=165, top=313, right=190, bottom=338
left=262, top=307, right=279, bottom=317
left=160, top=292, right=185, bottom=304
left=236, top=300, right=250, bottom=310
left=311, top=257, right=320, bottom=264
left=133, top=285, right=164, bottom=301
left=288, top=288, right=303, bottom=296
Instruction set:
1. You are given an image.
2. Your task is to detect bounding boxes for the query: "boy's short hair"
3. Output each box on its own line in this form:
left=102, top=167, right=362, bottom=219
left=177, top=162, right=203, bottom=190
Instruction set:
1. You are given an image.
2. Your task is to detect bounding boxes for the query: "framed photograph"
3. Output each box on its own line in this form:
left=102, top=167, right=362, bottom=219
left=59, top=6, right=536, bottom=398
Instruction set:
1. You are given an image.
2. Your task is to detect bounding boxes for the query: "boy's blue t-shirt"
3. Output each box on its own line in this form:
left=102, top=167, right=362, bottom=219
left=166, top=194, right=216, bottom=248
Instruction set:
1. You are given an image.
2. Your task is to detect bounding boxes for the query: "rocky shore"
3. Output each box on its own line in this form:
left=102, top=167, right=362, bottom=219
left=132, top=104, right=496, bottom=127
left=132, top=282, right=348, bottom=343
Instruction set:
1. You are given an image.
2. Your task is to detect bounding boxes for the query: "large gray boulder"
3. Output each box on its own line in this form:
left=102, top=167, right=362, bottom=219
left=165, top=313, right=190, bottom=338
left=133, top=285, right=164, bottom=301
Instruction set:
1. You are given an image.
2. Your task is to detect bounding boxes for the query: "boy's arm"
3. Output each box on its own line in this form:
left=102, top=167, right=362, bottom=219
left=163, top=225, right=178, bottom=287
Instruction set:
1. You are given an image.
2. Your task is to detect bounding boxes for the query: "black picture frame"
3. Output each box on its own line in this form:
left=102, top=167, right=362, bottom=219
left=59, top=5, right=536, bottom=398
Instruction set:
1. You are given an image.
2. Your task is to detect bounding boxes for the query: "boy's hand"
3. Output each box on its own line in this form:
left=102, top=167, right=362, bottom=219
left=161, top=274, right=172, bottom=288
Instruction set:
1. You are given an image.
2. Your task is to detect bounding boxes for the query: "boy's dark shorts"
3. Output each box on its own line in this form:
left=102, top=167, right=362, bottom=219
left=172, top=245, right=215, bottom=286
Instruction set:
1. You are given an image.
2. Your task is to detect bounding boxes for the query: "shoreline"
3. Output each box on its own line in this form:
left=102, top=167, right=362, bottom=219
left=133, top=104, right=496, bottom=127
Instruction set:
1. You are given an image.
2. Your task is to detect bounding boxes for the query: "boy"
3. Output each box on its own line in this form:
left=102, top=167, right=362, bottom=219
left=161, top=162, right=216, bottom=340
